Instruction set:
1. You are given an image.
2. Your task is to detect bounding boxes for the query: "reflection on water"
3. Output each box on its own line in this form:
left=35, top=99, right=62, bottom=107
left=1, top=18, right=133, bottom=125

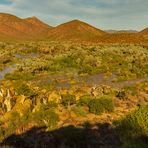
left=15, top=54, right=26, bottom=59
left=0, top=52, right=39, bottom=80
left=15, top=53, right=39, bottom=59
left=0, top=64, right=16, bottom=80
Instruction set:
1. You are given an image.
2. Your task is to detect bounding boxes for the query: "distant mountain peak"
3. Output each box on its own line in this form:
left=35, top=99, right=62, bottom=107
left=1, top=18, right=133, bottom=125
left=30, top=16, right=38, bottom=19
left=69, top=19, right=82, bottom=23
left=25, top=16, right=41, bottom=21
left=61, top=19, right=92, bottom=26
left=24, top=16, right=52, bottom=28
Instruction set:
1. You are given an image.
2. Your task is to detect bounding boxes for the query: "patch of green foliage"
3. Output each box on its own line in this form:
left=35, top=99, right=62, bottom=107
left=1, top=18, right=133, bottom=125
left=15, top=83, right=36, bottom=98
left=0, top=111, right=31, bottom=140
left=72, top=106, right=87, bottom=116
left=116, top=105, right=148, bottom=148
left=61, top=94, right=76, bottom=107
left=88, top=95, right=114, bottom=115
left=5, top=72, right=34, bottom=81
left=78, top=95, right=93, bottom=106
left=32, top=103, right=59, bottom=129
left=116, top=90, right=127, bottom=100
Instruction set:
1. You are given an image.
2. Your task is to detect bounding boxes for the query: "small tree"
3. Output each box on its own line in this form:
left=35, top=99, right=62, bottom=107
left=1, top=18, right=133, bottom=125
left=61, top=94, right=76, bottom=108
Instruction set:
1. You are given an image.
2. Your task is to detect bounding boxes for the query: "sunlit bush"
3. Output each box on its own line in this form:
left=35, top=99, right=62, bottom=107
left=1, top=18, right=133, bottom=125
left=116, top=105, right=148, bottom=148
left=88, top=95, right=114, bottom=115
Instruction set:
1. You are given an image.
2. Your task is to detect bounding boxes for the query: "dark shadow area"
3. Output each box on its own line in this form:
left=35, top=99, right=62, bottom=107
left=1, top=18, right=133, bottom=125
left=0, top=123, right=120, bottom=148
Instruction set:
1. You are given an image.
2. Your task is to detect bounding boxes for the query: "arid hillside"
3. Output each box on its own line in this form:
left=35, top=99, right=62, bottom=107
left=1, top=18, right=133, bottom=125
left=24, top=16, right=52, bottom=30
left=139, top=27, right=148, bottom=35
left=0, top=13, right=51, bottom=39
left=97, top=33, right=144, bottom=44
left=0, top=13, right=147, bottom=44
left=48, top=20, right=106, bottom=41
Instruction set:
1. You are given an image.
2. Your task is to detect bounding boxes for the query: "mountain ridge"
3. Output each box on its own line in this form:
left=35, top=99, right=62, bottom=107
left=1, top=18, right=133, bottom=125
left=0, top=13, right=147, bottom=43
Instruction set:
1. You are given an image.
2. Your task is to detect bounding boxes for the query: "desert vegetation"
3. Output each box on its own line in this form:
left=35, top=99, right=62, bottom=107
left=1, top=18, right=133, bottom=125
left=0, top=40, right=147, bottom=147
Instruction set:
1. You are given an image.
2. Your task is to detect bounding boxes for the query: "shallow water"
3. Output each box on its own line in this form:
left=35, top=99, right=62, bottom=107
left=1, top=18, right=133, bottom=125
left=15, top=52, right=39, bottom=59
left=0, top=64, right=16, bottom=80
left=0, top=52, right=148, bottom=89
left=52, top=73, right=148, bottom=89
left=0, top=52, right=39, bottom=80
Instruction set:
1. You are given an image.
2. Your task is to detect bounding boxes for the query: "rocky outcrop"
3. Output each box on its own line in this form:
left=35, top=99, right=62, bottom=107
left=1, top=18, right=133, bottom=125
left=0, top=86, right=15, bottom=112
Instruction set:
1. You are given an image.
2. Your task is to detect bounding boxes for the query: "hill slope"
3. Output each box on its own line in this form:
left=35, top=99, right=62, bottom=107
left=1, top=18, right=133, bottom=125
left=97, top=33, right=144, bottom=44
left=0, top=13, right=51, bottom=39
left=48, top=20, right=106, bottom=41
left=24, top=16, right=52, bottom=29
left=139, top=28, right=148, bottom=35
left=0, top=13, right=146, bottom=43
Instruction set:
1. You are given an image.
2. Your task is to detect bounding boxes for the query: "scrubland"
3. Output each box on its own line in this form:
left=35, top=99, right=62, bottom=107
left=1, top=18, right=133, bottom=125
left=0, top=41, right=147, bottom=148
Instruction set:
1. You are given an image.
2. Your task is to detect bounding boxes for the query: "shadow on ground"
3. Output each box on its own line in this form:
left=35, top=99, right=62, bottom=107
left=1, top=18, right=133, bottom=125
left=0, top=122, right=120, bottom=148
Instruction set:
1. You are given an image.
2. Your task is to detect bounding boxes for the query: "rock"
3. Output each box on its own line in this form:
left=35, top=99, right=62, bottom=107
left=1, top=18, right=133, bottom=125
left=91, top=85, right=112, bottom=97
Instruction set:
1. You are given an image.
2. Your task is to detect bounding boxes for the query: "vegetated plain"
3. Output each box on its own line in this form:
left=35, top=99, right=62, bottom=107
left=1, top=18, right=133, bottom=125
left=0, top=13, right=148, bottom=148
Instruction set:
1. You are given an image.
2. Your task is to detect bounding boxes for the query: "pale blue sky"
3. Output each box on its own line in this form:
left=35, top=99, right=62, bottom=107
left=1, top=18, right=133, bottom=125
left=0, top=0, right=148, bottom=30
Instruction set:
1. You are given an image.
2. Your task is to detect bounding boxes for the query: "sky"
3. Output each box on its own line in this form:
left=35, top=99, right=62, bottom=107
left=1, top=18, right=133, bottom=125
left=0, top=0, right=148, bottom=30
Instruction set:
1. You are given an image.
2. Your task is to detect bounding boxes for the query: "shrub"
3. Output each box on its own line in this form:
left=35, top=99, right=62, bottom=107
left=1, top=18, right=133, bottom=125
left=99, top=95, right=114, bottom=112
left=116, top=90, right=127, bottom=100
left=61, top=94, right=76, bottom=107
left=88, top=99, right=105, bottom=115
left=5, top=72, right=34, bottom=81
left=124, top=85, right=138, bottom=96
left=33, top=108, right=59, bottom=129
left=78, top=95, right=92, bottom=106
left=116, top=105, right=148, bottom=148
left=0, top=111, right=32, bottom=141
left=88, top=95, right=114, bottom=115
left=6, top=112, right=21, bottom=136
left=15, top=83, right=36, bottom=98
left=72, top=106, right=87, bottom=116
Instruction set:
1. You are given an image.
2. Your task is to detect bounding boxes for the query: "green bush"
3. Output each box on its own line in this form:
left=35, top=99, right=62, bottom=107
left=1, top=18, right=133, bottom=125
left=124, top=85, right=138, bottom=96
left=15, top=83, right=36, bottom=98
left=72, top=106, right=87, bottom=116
left=88, top=95, right=114, bottom=115
left=88, top=99, right=105, bottom=115
left=78, top=95, right=92, bottom=106
left=0, top=111, right=31, bottom=141
left=33, top=108, right=59, bottom=129
left=116, top=105, right=148, bottom=148
left=5, top=112, right=21, bottom=136
left=99, top=95, right=114, bottom=112
left=5, top=72, right=34, bottom=81
left=61, top=94, right=76, bottom=107
left=116, top=90, right=127, bottom=100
